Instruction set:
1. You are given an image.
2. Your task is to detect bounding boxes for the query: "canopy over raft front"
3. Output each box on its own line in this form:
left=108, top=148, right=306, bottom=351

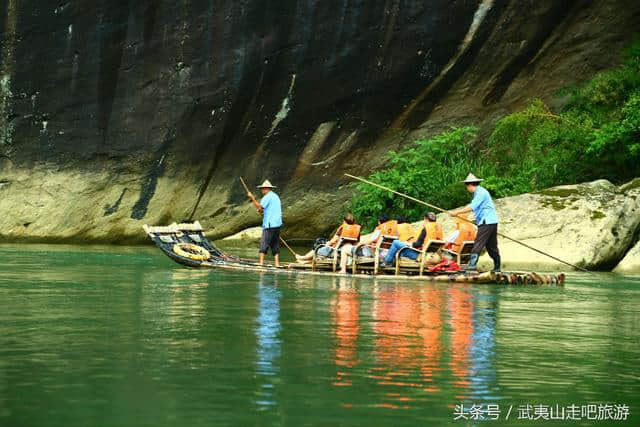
left=143, top=222, right=566, bottom=286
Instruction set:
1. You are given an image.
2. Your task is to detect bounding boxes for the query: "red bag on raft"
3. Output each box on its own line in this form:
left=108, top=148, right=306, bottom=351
left=428, top=259, right=461, bottom=273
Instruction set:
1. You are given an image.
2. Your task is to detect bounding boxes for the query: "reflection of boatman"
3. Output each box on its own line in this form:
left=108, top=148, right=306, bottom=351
left=448, top=173, right=500, bottom=272
left=247, top=180, right=282, bottom=267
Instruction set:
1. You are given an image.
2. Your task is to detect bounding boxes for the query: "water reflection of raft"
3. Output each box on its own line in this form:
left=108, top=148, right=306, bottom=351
left=143, top=222, right=565, bottom=286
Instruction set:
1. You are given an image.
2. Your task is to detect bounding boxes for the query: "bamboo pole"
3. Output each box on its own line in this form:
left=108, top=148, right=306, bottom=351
left=345, top=173, right=592, bottom=273
left=240, top=176, right=261, bottom=211
left=279, top=237, right=300, bottom=258
left=239, top=177, right=253, bottom=197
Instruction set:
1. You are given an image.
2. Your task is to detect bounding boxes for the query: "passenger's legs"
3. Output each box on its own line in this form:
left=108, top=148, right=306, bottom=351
left=339, top=244, right=354, bottom=273
left=296, top=250, right=315, bottom=262
left=316, top=246, right=333, bottom=257
left=384, top=240, right=408, bottom=265
left=402, top=248, right=420, bottom=261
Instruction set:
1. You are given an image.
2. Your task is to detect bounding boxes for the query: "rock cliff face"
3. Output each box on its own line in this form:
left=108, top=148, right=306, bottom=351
left=0, top=0, right=639, bottom=243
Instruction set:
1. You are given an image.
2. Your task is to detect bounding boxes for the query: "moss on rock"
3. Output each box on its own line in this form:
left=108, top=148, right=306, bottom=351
left=540, top=197, right=569, bottom=211
left=621, top=178, right=640, bottom=192
left=536, top=188, right=584, bottom=198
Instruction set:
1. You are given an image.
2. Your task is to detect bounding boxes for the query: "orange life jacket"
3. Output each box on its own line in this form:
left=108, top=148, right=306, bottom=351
left=336, top=222, right=361, bottom=241
left=397, top=223, right=415, bottom=242
left=375, top=220, right=399, bottom=238
left=423, top=221, right=443, bottom=241
left=451, top=221, right=476, bottom=252
left=368, top=220, right=399, bottom=247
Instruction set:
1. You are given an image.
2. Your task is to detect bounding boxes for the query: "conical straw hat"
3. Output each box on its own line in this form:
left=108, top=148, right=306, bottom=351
left=257, top=179, right=276, bottom=188
left=461, top=173, right=483, bottom=184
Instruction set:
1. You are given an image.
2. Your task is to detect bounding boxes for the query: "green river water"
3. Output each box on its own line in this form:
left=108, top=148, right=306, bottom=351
left=0, top=244, right=638, bottom=426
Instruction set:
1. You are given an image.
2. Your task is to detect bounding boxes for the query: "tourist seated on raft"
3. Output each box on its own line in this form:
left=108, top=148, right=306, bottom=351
left=382, top=212, right=443, bottom=267
left=338, top=214, right=398, bottom=273
left=295, top=213, right=361, bottom=263
left=396, top=216, right=416, bottom=242
left=357, top=214, right=398, bottom=257
left=443, top=213, right=477, bottom=253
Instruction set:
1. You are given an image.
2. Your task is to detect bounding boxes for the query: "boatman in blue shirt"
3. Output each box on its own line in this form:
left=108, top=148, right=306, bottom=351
left=448, top=173, right=501, bottom=272
left=247, top=179, right=283, bottom=267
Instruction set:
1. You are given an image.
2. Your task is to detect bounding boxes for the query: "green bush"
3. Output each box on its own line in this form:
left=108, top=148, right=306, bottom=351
left=484, top=99, right=590, bottom=196
left=349, top=38, right=640, bottom=228
left=350, top=126, right=489, bottom=230
left=560, top=39, right=640, bottom=179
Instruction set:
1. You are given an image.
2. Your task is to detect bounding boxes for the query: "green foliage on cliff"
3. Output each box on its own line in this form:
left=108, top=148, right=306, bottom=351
left=483, top=100, right=590, bottom=196
left=490, top=38, right=640, bottom=190
left=350, top=127, right=490, bottom=229
left=350, top=38, right=640, bottom=228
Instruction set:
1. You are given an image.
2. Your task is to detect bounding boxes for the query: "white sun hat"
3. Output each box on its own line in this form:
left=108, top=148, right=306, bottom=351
left=461, top=173, right=483, bottom=184
left=257, top=179, right=277, bottom=189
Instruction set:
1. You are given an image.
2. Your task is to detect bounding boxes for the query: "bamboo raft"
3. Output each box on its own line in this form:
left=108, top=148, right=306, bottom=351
left=143, top=222, right=566, bottom=286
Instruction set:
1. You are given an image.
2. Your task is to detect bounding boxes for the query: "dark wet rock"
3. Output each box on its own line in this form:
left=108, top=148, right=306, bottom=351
left=0, top=0, right=639, bottom=243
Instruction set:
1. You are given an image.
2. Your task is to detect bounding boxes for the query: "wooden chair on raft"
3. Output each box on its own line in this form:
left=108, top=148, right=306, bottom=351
left=348, top=234, right=398, bottom=275
left=373, top=234, right=399, bottom=274
left=349, top=242, right=373, bottom=274
left=394, top=240, right=446, bottom=275
left=442, top=241, right=475, bottom=267
left=311, top=235, right=360, bottom=272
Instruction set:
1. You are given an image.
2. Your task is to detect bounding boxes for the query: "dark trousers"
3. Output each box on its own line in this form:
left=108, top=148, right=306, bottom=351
left=259, top=227, right=281, bottom=255
left=472, top=224, right=500, bottom=264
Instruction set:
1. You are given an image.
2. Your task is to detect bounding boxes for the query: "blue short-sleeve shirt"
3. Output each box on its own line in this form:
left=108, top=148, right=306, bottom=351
left=470, top=186, right=499, bottom=225
left=260, top=191, right=283, bottom=229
